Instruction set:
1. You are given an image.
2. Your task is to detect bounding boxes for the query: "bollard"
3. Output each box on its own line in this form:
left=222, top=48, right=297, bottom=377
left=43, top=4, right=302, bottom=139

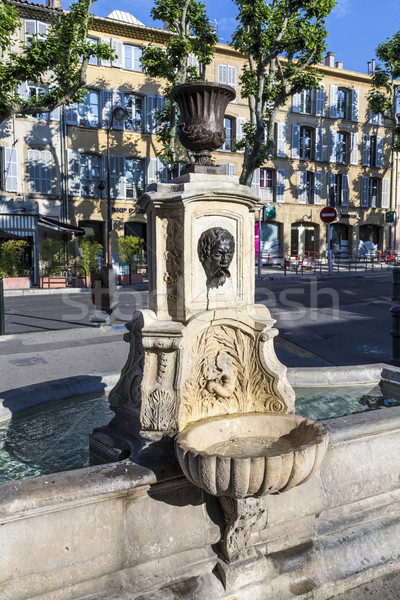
left=390, top=306, right=400, bottom=366
left=393, top=268, right=400, bottom=301
left=0, top=276, right=4, bottom=336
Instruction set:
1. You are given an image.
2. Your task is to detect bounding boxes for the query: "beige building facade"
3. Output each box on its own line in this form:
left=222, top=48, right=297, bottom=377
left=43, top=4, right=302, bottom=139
left=1, top=0, right=399, bottom=275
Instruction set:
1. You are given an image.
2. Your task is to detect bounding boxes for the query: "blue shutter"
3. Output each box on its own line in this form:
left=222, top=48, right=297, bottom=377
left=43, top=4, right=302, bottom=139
left=314, top=172, right=323, bottom=205
left=350, top=133, right=358, bottom=165
left=351, top=89, right=359, bottom=122
left=3, top=147, right=18, bottom=192
left=329, top=85, right=338, bottom=118
left=276, top=169, right=285, bottom=203
left=101, top=90, right=113, bottom=129
left=111, top=39, right=123, bottom=68
left=361, top=176, right=369, bottom=207
left=362, top=134, right=370, bottom=166
left=316, top=86, right=325, bottom=116
left=65, top=103, right=78, bottom=126
left=292, top=92, right=301, bottom=113
left=298, top=171, right=307, bottom=204
left=376, top=136, right=383, bottom=167
left=341, top=174, right=349, bottom=206
left=291, top=124, right=300, bottom=159
left=315, top=128, right=324, bottom=162
left=381, top=177, right=389, bottom=208
left=276, top=123, right=286, bottom=157
left=327, top=173, right=336, bottom=204
left=67, top=149, right=81, bottom=196
left=328, top=130, right=337, bottom=162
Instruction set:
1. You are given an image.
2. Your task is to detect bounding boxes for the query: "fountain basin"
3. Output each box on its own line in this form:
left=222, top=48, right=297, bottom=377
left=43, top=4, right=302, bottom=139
left=175, top=412, right=328, bottom=498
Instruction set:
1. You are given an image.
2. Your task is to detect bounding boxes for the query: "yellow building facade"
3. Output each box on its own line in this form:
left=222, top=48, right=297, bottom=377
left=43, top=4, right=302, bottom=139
left=1, top=0, right=399, bottom=273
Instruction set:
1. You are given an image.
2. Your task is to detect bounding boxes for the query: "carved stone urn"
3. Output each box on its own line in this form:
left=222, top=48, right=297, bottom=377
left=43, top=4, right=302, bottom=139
left=170, top=82, right=236, bottom=166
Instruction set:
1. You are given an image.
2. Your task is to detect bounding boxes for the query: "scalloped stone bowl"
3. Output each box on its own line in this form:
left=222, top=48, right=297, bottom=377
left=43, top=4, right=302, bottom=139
left=175, top=412, right=328, bottom=498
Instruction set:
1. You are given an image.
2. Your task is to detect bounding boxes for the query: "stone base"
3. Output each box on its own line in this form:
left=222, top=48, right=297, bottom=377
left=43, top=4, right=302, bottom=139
left=216, top=554, right=272, bottom=593
left=180, top=163, right=228, bottom=176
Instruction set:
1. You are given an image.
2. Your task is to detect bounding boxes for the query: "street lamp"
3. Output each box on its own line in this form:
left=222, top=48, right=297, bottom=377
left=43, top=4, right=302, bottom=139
left=106, top=106, right=127, bottom=268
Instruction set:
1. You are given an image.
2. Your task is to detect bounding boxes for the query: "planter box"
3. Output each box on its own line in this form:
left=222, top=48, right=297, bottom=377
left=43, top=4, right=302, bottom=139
left=72, top=276, right=90, bottom=288
left=39, top=276, right=66, bottom=289
left=118, top=273, right=143, bottom=286
left=2, top=277, right=30, bottom=290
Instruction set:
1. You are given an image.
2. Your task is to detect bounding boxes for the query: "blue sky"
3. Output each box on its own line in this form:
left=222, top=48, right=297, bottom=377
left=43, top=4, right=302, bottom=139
left=66, top=0, right=399, bottom=74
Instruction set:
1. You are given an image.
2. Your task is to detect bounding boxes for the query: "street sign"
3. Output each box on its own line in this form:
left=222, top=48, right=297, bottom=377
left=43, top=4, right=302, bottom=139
left=320, top=206, right=338, bottom=224
left=386, top=210, right=396, bottom=223
left=264, top=205, right=276, bottom=220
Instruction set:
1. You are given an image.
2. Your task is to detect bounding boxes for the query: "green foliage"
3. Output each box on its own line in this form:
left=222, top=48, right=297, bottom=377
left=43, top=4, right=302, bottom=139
left=118, top=236, right=144, bottom=271
left=367, top=32, right=400, bottom=152
left=39, top=237, right=65, bottom=274
left=0, top=239, right=28, bottom=277
left=78, top=239, right=103, bottom=276
left=141, top=0, right=218, bottom=167
left=0, top=0, right=114, bottom=123
left=231, top=0, right=335, bottom=185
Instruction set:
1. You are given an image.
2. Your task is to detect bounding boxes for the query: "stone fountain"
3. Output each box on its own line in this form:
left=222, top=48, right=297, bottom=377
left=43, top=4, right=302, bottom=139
left=90, top=81, right=328, bottom=588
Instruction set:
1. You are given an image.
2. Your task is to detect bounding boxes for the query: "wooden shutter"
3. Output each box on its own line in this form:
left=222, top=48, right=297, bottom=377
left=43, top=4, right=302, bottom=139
left=221, top=163, right=236, bottom=176
left=316, top=86, right=325, bottom=116
left=3, top=147, right=18, bottom=192
left=291, top=124, right=300, bottom=159
left=65, top=103, right=78, bottom=126
left=236, top=117, right=245, bottom=150
left=24, top=20, right=36, bottom=45
left=146, top=95, right=158, bottom=133
left=329, top=85, right=338, bottom=118
left=218, top=64, right=228, bottom=84
left=292, top=92, right=301, bottom=113
left=228, top=66, right=236, bottom=88
left=251, top=168, right=260, bottom=195
left=314, top=172, right=323, bottom=205
left=276, top=123, right=286, bottom=157
left=298, top=171, right=307, bottom=204
left=350, top=132, right=358, bottom=165
left=376, top=136, right=383, bottom=167
left=110, top=154, right=126, bottom=199
left=362, top=134, right=370, bottom=166
left=381, top=177, right=389, bottom=208
left=328, top=130, right=337, bottom=162
left=276, top=169, right=285, bottom=203
left=327, top=173, right=336, bottom=203
left=315, top=127, right=324, bottom=162
left=100, top=39, right=112, bottom=67
left=17, top=81, right=30, bottom=100
left=361, top=176, right=369, bottom=207
left=101, top=90, right=113, bottom=129
left=341, top=174, right=349, bottom=206
left=111, top=39, right=123, bottom=68
left=351, top=89, right=359, bottom=122
left=67, top=149, right=81, bottom=196
left=41, top=150, right=52, bottom=194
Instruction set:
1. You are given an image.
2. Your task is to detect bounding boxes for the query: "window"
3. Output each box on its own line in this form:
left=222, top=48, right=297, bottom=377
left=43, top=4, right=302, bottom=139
left=24, top=20, right=48, bottom=45
left=298, top=171, right=314, bottom=204
left=28, top=149, right=52, bottom=195
left=222, top=117, right=234, bottom=151
left=260, top=168, right=274, bottom=202
left=362, top=134, right=383, bottom=167
left=28, top=85, right=47, bottom=120
left=88, top=38, right=99, bottom=65
left=124, top=45, right=142, bottom=71
left=370, top=135, right=377, bottom=167
left=124, top=94, right=144, bottom=132
left=329, top=86, right=358, bottom=121
left=1, top=147, right=18, bottom=192
left=337, top=88, right=350, bottom=119
left=361, top=176, right=389, bottom=208
left=218, top=64, right=236, bottom=89
left=370, top=111, right=384, bottom=126
left=336, top=132, right=348, bottom=164
left=327, top=173, right=349, bottom=206
left=300, top=127, right=313, bottom=160
left=78, top=90, right=100, bottom=128
left=126, top=158, right=145, bottom=198
left=80, top=154, right=102, bottom=197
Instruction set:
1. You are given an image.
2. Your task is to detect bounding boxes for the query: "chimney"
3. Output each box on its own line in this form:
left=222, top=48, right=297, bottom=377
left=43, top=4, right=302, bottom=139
left=367, top=61, right=371, bottom=75
left=325, top=52, right=335, bottom=68
left=335, top=61, right=343, bottom=69
left=371, top=59, right=376, bottom=74
left=47, top=0, right=61, bottom=7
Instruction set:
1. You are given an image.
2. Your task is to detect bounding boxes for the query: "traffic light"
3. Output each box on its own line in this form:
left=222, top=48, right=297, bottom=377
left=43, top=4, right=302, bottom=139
left=264, top=205, right=276, bottom=220
left=386, top=210, right=396, bottom=223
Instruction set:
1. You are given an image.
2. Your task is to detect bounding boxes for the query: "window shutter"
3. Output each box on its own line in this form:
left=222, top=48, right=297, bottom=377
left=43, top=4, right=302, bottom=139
left=381, top=177, right=389, bottom=208
left=376, top=136, right=383, bottom=167
left=146, top=95, right=158, bottom=133
left=146, top=158, right=158, bottom=187
left=361, top=176, right=369, bottom=207
left=28, top=148, right=36, bottom=193
left=41, top=150, right=52, bottom=194
left=187, top=54, right=198, bottom=68
left=111, top=39, right=123, bottom=68
left=112, top=89, right=125, bottom=130
left=362, top=134, right=370, bottom=166
left=341, top=174, right=349, bottom=206
left=17, top=81, right=30, bottom=100
left=228, top=66, right=236, bottom=88
left=110, top=154, right=126, bottom=198
left=328, top=129, right=337, bottom=162
left=329, top=85, right=338, bottom=118
left=276, top=123, right=286, bottom=157
left=49, top=105, right=60, bottom=121
left=236, top=117, right=245, bottom=150
left=67, top=149, right=81, bottom=196
left=315, top=127, right=324, bottom=162
left=65, top=103, right=79, bottom=125
left=157, top=158, right=168, bottom=182
left=327, top=173, right=336, bottom=203
left=292, top=92, right=301, bottom=113
left=351, top=89, right=359, bottom=122
left=276, top=169, right=285, bottom=203
left=24, top=20, right=36, bottom=44
left=101, top=90, right=113, bottom=128
left=100, top=39, right=112, bottom=67
left=291, top=124, right=300, bottom=159
left=218, top=64, right=228, bottom=84
left=350, top=132, right=358, bottom=165
left=37, top=22, right=48, bottom=40
left=4, top=147, right=18, bottom=192
left=314, top=172, right=323, bottom=205
left=298, top=171, right=307, bottom=204
left=251, top=168, right=260, bottom=195
left=316, top=86, right=325, bottom=116
left=379, top=113, right=384, bottom=126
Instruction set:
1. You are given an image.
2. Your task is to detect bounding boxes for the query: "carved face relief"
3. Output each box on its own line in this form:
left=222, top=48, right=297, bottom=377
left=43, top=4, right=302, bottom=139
left=198, top=227, right=235, bottom=288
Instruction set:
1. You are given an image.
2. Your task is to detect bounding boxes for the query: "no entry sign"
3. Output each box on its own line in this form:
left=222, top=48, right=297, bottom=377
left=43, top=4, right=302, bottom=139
left=320, top=206, right=338, bottom=224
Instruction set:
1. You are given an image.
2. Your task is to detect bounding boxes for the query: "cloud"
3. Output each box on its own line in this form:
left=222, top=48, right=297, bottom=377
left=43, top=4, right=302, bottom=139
left=331, top=0, right=353, bottom=19
left=216, top=16, right=237, bottom=42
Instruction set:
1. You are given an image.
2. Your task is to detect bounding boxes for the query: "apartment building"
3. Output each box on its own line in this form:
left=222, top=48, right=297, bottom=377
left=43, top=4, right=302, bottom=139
left=0, top=0, right=398, bottom=277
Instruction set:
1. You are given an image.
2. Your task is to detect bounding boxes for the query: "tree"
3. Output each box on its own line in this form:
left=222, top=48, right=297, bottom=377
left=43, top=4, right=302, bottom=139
left=368, top=32, right=400, bottom=152
left=140, top=0, right=218, bottom=168
left=0, top=0, right=114, bottom=123
left=231, top=0, right=335, bottom=186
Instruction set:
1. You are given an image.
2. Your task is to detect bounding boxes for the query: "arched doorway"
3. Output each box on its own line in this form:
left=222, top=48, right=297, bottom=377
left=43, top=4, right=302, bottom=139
left=291, top=222, right=319, bottom=257
left=358, top=224, right=380, bottom=257
left=332, top=223, right=349, bottom=258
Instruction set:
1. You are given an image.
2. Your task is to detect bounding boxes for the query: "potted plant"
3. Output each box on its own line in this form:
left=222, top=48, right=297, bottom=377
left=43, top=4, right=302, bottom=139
left=0, top=239, right=30, bottom=289
left=77, top=239, right=103, bottom=287
left=118, top=236, right=144, bottom=285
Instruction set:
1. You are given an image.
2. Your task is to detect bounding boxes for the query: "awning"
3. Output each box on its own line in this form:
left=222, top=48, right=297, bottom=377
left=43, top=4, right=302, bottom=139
left=38, top=216, right=85, bottom=236
left=0, top=229, right=25, bottom=239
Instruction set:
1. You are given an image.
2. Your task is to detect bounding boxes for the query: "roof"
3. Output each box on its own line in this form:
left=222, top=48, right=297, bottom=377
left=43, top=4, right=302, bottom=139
left=107, top=10, right=144, bottom=27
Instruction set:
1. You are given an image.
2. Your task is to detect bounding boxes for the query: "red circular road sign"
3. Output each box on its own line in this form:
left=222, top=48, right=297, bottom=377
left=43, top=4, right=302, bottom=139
left=320, top=206, right=338, bottom=224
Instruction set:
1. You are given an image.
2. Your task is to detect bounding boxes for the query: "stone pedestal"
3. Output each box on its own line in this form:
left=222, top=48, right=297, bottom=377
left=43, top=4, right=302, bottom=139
left=90, top=173, right=295, bottom=463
